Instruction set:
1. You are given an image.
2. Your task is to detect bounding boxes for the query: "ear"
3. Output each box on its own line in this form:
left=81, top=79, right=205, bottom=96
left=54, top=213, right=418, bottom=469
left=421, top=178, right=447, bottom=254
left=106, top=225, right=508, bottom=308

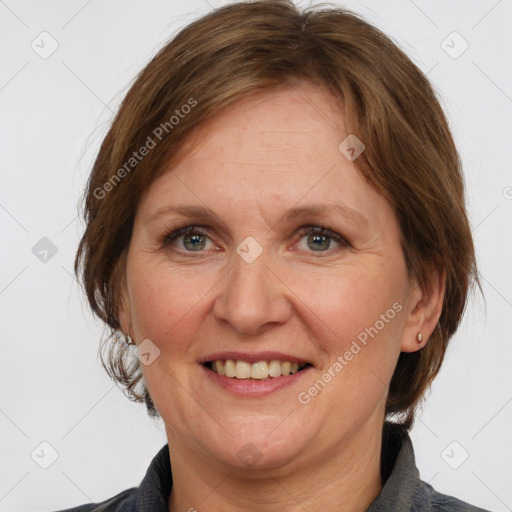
left=400, top=261, right=446, bottom=353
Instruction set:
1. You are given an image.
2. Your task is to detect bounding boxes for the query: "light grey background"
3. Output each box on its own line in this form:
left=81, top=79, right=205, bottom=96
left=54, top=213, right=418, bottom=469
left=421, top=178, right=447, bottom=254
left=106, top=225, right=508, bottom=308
left=1, top=0, right=511, bottom=511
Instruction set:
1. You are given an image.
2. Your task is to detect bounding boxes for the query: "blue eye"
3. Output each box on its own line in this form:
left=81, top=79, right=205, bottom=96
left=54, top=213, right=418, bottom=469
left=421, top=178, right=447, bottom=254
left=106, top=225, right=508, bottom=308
left=295, top=225, right=348, bottom=253
left=163, top=226, right=212, bottom=251
left=162, top=225, right=349, bottom=255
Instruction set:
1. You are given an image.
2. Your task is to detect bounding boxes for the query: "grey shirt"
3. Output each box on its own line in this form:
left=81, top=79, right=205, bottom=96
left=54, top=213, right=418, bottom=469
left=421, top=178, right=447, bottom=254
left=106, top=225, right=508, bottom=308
left=54, top=421, right=490, bottom=511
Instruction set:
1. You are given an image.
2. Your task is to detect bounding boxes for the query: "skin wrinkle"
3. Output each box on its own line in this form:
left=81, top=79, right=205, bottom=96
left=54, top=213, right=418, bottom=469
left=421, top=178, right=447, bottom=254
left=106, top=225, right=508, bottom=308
left=71, top=2, right=479, bottom=505
left=119, top=81, right=443, bottom=512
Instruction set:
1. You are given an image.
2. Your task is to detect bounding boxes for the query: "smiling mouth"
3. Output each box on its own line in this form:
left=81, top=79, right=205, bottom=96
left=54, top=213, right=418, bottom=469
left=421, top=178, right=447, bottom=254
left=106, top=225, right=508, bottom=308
left=204, top=359, right=312, bottom=380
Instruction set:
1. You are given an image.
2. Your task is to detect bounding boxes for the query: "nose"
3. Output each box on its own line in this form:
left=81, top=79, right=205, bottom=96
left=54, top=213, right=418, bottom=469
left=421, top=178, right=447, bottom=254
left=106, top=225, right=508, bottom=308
left=212, top=246, right=292, bottom=336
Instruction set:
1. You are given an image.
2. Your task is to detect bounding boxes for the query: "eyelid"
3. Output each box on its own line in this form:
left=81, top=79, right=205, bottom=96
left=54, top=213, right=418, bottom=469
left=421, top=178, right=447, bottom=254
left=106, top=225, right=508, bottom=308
left=161, top=225, right=211, bottom=246
left=294, top=225, right=349, bottom=251
left=161, top=223, right=349, bottom=253
left=297, top=224, right=344, bottom=239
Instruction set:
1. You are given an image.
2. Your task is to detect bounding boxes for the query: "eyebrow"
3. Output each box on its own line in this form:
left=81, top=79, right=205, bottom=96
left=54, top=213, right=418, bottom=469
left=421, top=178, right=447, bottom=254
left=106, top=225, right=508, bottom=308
left=144, top=203, right=369, bottom=228
left=280, top=204, right=369, bottom=227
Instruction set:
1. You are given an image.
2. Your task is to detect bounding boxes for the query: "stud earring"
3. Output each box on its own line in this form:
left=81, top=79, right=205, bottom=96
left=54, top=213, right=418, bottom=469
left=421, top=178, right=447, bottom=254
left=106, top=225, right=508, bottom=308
left=125, top=333, right=134, bottom=345
left=416, top=332, right=423, bottom=344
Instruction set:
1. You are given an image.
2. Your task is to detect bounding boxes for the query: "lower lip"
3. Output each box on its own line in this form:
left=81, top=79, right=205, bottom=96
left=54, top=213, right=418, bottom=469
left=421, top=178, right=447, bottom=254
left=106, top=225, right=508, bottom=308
left=203, top=365, right=311, bottom=397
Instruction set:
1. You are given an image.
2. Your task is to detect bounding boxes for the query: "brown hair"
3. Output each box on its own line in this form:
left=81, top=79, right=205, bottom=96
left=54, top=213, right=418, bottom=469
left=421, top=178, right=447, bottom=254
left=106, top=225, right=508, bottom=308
left=75, top=0, right=481, bottom=429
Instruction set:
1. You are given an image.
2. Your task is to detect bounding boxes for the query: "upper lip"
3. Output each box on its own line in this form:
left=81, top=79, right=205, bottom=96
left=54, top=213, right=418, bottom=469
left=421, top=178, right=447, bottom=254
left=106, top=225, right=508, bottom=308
left=200, top=351, right=312, bottom=365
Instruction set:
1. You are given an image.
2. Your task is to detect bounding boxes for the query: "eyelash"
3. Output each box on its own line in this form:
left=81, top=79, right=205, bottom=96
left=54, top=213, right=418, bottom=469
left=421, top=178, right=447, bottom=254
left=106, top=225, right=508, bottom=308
left=161, top=224, right=349, bottom=256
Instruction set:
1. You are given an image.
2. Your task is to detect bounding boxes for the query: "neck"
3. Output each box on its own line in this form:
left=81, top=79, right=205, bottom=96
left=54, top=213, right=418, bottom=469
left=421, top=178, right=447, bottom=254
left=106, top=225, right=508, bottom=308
left=167, top=417, right=384, bottom=512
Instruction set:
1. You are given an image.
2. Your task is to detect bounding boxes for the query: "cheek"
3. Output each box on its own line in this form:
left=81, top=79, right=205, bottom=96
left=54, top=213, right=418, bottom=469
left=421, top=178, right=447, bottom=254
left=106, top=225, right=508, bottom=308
left=127, top=257, right=223, bottom=357
left=293, top=269, right=406, bottom=420
left=294, top=259, right=407, bottom=402
left=128, top=238, right=408, bottom=358
left=128, top=262, right=187, bottom=347
left=302, top=261, right=405, bottom=338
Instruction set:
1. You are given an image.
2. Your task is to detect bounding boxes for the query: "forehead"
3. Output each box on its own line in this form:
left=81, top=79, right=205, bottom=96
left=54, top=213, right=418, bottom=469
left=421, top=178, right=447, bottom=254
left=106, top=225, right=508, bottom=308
left=181, top=81, right=346, bottom=171
left=137, top=82, right=391, bottom=231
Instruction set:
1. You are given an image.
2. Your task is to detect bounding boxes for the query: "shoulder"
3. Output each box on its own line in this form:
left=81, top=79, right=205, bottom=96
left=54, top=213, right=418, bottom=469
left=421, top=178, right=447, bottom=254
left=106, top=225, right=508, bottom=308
left=416, top=480, right=492, bottom=512
left=50, top=487, right=137, bottom=512
left=48, top=443, right=171, bottom=512
left=372, top=422, right=492, bottom=512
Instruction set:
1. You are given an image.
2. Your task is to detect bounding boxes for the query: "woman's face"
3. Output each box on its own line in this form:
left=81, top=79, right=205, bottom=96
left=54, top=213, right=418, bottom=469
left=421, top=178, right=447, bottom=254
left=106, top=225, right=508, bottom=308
left=120, top=81, right=424, bottom=473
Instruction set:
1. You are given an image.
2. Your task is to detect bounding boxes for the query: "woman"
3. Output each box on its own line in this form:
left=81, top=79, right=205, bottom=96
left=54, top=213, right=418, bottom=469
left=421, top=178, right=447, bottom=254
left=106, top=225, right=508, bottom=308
left=60, top=0, right=487, bottom=510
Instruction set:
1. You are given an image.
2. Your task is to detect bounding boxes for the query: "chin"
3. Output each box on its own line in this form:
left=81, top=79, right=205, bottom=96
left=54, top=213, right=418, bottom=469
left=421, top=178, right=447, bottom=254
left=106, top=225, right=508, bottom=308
left=197, top=415, right=319, bottom=473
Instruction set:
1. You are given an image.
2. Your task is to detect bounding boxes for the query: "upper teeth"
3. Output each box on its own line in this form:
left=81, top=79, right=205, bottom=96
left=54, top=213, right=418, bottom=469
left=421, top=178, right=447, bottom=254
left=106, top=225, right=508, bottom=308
left=211, top=360, right=306, bottom=379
